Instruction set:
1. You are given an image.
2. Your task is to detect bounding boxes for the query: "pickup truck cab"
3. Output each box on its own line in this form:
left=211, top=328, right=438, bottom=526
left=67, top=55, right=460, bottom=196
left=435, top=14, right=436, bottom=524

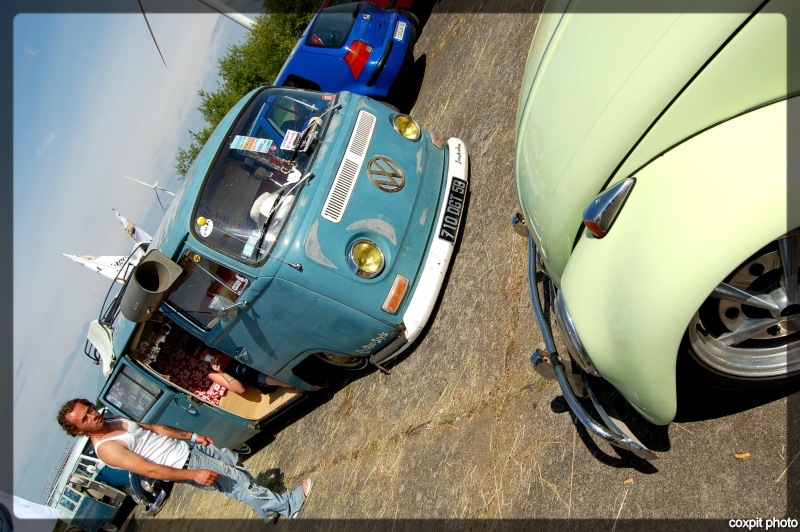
left=88, top=86, right=468, bottom=449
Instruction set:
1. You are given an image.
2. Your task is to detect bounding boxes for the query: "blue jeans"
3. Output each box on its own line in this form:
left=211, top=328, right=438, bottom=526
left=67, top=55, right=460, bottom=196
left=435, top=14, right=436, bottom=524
left=184, top=444, right=305, bottom=519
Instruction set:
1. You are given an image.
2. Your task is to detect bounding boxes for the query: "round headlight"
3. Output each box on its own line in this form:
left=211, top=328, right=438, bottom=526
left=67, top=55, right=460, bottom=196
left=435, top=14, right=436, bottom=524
left=393, top=114, right=421, bottom=141
left=348, top=240, right=384, bottom=278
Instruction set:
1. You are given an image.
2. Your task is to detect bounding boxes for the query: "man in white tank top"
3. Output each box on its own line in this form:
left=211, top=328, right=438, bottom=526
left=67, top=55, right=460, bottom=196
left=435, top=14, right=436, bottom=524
left=57, top=398, right=312, bottom=520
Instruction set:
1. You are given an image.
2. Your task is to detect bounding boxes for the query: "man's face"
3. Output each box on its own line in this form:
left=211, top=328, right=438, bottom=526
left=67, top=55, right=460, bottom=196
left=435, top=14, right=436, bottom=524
left=65, top=403, right=106, bottom=435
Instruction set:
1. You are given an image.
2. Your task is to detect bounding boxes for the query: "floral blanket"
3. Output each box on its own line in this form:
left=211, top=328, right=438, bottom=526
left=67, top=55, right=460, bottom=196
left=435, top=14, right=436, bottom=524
left=150, top=329, right=226, bottom=405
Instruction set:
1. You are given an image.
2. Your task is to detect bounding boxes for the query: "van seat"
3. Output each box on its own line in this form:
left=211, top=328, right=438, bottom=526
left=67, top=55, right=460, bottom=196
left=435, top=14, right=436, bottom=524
left=218, top=384, right=300, bottom=420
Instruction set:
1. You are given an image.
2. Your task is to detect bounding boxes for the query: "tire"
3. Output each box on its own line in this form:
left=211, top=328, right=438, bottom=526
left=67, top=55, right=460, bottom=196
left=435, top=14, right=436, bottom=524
left=313, top=352, right=369, bottom=370
left=682, top=228, right=800, bottom=389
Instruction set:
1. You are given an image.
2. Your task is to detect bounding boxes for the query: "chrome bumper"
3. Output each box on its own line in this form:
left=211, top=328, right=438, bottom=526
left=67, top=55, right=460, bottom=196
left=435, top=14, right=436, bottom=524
left=129, top=472, right=168, bottom=517
left=519, top=226, right=657, bottom=461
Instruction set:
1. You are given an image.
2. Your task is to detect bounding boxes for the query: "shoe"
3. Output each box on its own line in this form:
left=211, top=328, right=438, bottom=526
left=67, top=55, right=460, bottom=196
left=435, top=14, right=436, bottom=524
left=257, top=384, right=278, bottom=394
left=233, top=443, right=251, bottom=455
left=290, top=478, right=312, bottom=519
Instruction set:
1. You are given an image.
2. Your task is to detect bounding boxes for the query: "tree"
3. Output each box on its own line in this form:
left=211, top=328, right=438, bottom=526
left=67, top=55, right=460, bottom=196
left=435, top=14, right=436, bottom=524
left=175, top=3, right=317, bottom=175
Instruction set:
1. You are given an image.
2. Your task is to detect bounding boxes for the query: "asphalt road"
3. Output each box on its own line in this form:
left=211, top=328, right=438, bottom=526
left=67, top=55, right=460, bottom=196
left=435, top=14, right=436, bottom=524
left=123, top=0, right=799, bottom=529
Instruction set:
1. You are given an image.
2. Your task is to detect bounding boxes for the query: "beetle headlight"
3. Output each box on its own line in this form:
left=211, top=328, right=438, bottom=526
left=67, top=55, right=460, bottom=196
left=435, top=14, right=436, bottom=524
left=393, top=114, right=421, bottom=141
left=348, top=240, right=384, bottom=278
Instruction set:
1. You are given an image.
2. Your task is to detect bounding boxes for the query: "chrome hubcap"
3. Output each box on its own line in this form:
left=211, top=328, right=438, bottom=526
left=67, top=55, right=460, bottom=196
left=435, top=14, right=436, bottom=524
left=688, top=229, right=800, bottom=379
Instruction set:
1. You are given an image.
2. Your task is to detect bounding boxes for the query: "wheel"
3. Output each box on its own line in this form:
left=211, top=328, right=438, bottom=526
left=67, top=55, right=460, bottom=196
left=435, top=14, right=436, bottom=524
left=98, top=524, right=118, bottom=532
left=683, top=228, right=800, bottom=388
left=313, top=352, right=369, bottom=370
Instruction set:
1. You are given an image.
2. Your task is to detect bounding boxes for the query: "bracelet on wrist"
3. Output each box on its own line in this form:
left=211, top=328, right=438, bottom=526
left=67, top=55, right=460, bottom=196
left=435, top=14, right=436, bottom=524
left=190, top=432, right=198, bottom=443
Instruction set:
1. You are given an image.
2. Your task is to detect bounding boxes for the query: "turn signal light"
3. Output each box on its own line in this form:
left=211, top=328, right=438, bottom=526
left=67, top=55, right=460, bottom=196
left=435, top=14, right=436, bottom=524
left=382, top=274, right=409, bottom=314
left=583, top=177, right=636, bottom=238
left=345, top=40, right=372, bottom=79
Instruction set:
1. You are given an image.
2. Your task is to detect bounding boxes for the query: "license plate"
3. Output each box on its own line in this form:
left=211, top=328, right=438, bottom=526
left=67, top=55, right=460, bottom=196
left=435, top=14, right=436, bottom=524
left=438, top=178, right=467, bottom=243
left=393, top=21, right=407, bottom=41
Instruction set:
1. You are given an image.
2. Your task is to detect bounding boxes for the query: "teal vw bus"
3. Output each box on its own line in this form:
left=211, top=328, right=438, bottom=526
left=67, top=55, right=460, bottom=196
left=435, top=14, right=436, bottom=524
left=87, top=87, right=468, bottom=449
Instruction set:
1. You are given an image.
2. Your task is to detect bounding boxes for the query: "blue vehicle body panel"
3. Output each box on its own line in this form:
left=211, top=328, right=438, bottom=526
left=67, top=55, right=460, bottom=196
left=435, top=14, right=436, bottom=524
left=93, top=85, right=461, bottom=450
left=275, top=3, right=415, bottom=98
left=71, top=499, right=117, bottom=532
left=99, top=359, right=259, bottom=449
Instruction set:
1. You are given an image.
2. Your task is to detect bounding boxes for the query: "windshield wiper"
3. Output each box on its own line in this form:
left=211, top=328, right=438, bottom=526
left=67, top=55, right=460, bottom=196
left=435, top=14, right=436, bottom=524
left=289, top=103, right=342, bottom=163
left=252, top=190, right=285, bottom=255
left=252, top=171, right=316, bottom=259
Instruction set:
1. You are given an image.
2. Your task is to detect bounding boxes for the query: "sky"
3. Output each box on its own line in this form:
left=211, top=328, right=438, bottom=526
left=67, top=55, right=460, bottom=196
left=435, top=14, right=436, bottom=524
left=11, top=1, right=265, bottom=505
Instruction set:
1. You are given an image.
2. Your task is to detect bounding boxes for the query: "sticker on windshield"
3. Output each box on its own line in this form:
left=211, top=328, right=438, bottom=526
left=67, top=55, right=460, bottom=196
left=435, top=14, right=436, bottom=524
left=198, top=218, right=213, bottom=238
left=281, top=130, right=300, bottom=151
left=280, top=130, right=318, bottom=153
left=231, top=135, right=273, bottom=154
left=242, top=234, right=259, bottom=258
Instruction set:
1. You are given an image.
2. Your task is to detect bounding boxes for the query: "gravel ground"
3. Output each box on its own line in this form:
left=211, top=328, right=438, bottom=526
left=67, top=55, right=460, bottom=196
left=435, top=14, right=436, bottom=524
left=120, top=1, right=799, bottom=529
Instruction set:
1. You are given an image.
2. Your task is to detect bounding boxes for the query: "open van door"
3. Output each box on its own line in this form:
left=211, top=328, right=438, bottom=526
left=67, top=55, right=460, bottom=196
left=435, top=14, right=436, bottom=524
left=98, top=359, right=260, bottom=449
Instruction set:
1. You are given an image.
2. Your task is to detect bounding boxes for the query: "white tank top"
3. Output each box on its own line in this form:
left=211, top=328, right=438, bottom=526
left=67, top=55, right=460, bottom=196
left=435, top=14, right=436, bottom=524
left=94, top=419, right=190, bottom=469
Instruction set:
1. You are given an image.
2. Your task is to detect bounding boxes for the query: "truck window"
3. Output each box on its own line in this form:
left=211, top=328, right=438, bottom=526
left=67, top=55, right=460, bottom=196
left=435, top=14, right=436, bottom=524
left=166, top=250, right=249, bottom=330
left=193, top=88, right=336, bottom=263
left=59, top=497, right=76, bottom=511
left=306, top=3, right=360, bottom=49
left=103, top=365, right=162, bottom=421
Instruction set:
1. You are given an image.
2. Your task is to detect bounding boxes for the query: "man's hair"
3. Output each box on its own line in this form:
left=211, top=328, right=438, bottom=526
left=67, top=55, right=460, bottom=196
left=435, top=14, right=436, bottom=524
left=56, top=398, right=94, bottom=436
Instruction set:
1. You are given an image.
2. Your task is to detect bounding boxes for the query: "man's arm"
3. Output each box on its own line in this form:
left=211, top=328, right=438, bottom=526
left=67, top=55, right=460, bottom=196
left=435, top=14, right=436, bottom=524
left=138, top=422, right=214, bottom=446
left=95, top=441, right=220, bottom=486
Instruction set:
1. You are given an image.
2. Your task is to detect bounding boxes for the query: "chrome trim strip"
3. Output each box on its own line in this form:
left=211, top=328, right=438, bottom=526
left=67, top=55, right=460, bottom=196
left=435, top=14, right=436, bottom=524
left=554, top=290, right=599, bottom=376
left=524, top=234, right=657, bottom=460
left=321, top=111, right=377, bottom=223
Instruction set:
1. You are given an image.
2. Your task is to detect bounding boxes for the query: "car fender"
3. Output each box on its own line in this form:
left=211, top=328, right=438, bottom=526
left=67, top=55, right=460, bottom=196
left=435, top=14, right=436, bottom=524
left=559, top=97, right=798, bottom=425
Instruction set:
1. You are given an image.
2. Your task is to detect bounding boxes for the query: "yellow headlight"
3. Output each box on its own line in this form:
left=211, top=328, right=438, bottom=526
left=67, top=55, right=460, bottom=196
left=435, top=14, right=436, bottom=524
left=393, top=114, right=421, bottom=141
left=348, top=240, right=384, bottom=278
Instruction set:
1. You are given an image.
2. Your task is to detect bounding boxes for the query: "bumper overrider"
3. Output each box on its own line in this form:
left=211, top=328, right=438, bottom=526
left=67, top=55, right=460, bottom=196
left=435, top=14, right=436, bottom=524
left=373, top=138, right=468, bottom=365
left=514, top=217, right=657, bottom=460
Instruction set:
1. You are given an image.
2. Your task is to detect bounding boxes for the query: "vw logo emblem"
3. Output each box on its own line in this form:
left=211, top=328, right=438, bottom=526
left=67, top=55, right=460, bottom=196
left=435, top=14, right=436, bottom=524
left=367, top=156, right=405, bottom=193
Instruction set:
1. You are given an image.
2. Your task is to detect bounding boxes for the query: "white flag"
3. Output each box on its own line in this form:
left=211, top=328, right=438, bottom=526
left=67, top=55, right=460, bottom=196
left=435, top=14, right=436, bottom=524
left=112, top=208, right=152, bottom=244
left=62, top=254, right=137, bottom=283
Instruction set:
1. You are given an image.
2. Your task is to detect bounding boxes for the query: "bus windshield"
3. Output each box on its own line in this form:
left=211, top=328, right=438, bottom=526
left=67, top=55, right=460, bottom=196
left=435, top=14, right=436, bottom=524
left=193, top=88, right=337, bottom=263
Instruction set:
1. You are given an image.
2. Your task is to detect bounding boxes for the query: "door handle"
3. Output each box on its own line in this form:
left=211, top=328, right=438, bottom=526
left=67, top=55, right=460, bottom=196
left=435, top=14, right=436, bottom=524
left=176, top=395, right=199, bottom=415
left=235, top=347, right=248, bottom=360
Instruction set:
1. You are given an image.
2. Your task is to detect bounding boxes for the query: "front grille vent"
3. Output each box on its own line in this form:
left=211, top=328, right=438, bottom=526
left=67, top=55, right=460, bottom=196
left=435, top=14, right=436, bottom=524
left=321, top=111, right=376, bottom=223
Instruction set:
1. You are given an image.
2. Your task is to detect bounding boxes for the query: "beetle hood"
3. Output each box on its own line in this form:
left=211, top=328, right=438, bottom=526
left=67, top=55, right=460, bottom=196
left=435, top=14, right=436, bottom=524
left=514, top=0, right=791, bottom=283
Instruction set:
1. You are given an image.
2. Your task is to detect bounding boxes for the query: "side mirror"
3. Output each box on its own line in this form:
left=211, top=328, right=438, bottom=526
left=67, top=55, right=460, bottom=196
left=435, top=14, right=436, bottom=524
left=209, top=295, right=247, bottom=322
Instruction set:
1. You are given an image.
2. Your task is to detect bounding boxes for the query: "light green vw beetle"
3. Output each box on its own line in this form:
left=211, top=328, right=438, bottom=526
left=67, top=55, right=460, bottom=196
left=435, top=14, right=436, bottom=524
left=513, top=0, right=799, bottom=458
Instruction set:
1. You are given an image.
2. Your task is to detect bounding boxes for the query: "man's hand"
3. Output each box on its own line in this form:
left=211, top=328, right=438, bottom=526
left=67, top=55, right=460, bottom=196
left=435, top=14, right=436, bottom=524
left=193, top=469, right=220, bottom=486
left=195, top=434, right=214, bottom=446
